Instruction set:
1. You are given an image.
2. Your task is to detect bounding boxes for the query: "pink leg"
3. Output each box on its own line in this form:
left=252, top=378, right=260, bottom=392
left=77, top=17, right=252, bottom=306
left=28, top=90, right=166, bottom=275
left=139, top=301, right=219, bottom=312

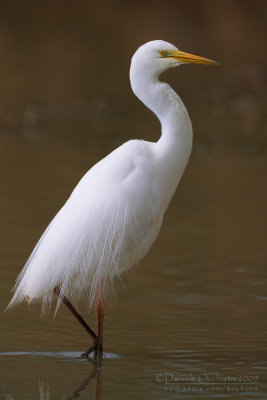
left=81, top=279, right=106, bottom=359
left=96, top=279, right=106, bottom=356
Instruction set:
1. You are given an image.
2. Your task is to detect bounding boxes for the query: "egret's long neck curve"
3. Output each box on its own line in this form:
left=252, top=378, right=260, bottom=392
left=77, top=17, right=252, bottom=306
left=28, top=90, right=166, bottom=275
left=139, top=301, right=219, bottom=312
left=130, top=65, right=193, bottom=207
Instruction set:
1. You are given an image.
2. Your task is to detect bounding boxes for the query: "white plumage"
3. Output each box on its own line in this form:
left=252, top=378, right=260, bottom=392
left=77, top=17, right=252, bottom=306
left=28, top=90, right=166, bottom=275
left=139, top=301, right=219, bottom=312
left=8, top=40, right=218, bottom=318
left=10, top=140, right=164, bottom=312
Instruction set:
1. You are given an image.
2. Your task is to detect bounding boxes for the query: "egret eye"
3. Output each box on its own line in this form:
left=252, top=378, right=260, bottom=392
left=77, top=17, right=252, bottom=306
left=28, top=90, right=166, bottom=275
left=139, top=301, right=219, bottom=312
left=159, top=50, right=172, bottom=58
left=159, top=50, right=165, bottom=57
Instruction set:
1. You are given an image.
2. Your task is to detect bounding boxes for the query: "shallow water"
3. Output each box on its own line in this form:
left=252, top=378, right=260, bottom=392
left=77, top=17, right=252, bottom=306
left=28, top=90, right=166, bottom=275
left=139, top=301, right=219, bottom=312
left=0, top=141, right=266, bottom=399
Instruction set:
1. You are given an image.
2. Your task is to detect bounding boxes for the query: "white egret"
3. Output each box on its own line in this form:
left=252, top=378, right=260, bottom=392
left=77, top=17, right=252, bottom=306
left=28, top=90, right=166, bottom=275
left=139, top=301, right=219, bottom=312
left=8, top=40, right=219, bottom=358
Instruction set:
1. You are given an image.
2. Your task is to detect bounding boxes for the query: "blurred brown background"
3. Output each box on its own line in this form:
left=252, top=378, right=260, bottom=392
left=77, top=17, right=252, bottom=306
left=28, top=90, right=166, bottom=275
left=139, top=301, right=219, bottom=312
left=0, top=4, right=267, bottom=398
left=0, top=0, right=266, bottom=153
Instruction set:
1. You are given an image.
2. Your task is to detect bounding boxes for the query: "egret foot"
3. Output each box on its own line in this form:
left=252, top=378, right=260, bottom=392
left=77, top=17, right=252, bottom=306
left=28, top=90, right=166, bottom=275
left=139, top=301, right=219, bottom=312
left=81, top=341, right=103, bottom=359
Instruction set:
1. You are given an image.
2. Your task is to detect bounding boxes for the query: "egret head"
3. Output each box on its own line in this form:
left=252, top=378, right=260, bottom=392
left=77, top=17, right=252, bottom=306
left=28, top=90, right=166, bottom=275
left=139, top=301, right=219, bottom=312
left=130, top=40, right=219, bottom=78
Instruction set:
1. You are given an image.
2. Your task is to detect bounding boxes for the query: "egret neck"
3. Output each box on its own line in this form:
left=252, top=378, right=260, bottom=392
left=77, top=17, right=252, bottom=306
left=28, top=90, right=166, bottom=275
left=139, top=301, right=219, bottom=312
left=130, top=65, right=193, bottom=210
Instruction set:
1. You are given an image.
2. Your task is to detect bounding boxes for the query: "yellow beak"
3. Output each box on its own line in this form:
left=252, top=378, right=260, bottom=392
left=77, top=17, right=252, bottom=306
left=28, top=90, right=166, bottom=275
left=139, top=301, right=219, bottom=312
left=163, top=50, right=220, bottom=66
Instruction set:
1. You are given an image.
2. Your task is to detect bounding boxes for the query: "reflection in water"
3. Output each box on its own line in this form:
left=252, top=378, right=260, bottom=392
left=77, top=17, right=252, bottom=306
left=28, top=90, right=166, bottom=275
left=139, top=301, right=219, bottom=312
left=39, top=381, right=50, bottom=400
left=37, top=358, right=103, bottom=400
left=2, top=353, right=105, bottom=400
left=66, top=359, right=103, bottom=400
left=0, top=352, right=122, bottom=399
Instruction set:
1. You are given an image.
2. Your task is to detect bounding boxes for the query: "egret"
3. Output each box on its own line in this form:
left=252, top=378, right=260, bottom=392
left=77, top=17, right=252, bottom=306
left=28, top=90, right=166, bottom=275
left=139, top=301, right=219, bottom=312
left=8, top=40, right=219, bottom=358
